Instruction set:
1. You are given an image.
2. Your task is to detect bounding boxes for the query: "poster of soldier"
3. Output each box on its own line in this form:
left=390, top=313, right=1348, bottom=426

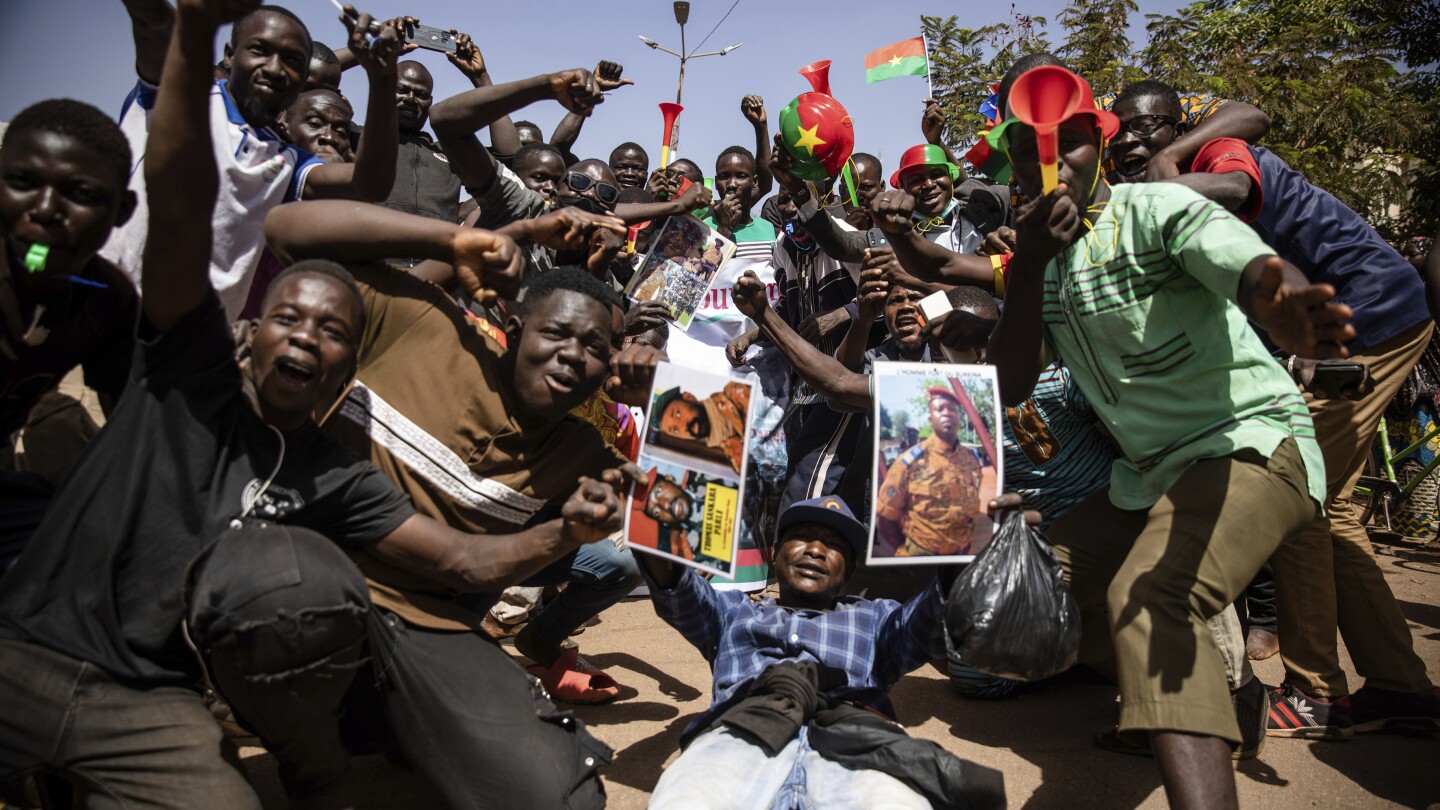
left=869, top=362, right=1003, bottom=565
left=625, top=362, right=755, bottom=577
left=624, top=216, right=736, bottom=330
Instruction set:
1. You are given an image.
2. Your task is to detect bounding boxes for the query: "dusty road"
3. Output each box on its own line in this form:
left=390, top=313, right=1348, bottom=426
left=242, top=537, right=1440, bottom=808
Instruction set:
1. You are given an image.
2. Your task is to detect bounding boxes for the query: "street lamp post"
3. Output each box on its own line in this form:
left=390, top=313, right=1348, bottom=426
left=639, top=1, right=741, bottom=155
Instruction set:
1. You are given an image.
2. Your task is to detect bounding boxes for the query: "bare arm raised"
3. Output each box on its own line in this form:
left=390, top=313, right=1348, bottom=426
left=140, top=0, right=252, bottom=334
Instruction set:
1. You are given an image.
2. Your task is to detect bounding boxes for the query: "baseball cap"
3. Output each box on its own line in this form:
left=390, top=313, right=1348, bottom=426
left=777, top=496, right=868, bottom=560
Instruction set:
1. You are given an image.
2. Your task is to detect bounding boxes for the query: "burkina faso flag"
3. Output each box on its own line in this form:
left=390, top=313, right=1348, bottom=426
left=864, top=37, right=928, bottom=83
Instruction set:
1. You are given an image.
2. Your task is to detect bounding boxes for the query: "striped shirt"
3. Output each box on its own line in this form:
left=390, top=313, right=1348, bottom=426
left=1039, top=183, right=1324, bottom=510
left=644, top=566, right=945, bottom=735
left=1003, top=363, right=1114, bottom=527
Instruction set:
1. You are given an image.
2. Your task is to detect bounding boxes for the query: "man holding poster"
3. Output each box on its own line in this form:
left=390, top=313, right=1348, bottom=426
left=634, top=495, right=1010, bottom=809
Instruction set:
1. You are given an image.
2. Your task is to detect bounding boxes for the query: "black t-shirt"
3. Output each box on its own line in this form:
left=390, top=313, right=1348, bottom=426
left=0, top=257, right=137, bottom=436
left=0, top=295, right=414, bottom=686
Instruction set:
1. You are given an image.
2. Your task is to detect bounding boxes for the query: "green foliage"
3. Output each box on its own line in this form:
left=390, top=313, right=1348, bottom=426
left=1057, top=0, right=1143, bottom=95
left=1138, top=0, right=1437, bottom=238
left=921, top=10, right=1051, bottom=148
left=918, top=0, right=1437, bottom=237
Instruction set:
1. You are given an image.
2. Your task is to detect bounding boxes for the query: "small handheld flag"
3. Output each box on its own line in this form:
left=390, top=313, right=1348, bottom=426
left=864, top=37, right=928, bottom=84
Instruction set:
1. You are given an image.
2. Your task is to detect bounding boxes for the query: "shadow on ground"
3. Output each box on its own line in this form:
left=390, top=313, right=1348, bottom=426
left=1307, top=734, right=1440, bottom=808
left=890, top=666, right=1168, bottom=810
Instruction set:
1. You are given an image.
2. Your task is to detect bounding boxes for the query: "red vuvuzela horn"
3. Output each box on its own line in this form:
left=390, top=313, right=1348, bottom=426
left=1005, top=66, right=1087, bottom=195
left=798, top=59, right=832, bottom=97
left=658, top=102, right=683, bottom=171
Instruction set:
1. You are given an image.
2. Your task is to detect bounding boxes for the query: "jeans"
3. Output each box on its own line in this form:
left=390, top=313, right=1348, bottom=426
left=186, top=522, right=610, bottom=808
left=0, top=638, right=260, bottom=809
left=524, top=533, right=641, bottom=652
left=649, top=727, right=929, bottom=810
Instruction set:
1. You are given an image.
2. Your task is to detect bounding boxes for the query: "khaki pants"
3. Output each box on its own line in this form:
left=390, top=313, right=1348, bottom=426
left=1047, top=439, right=1316, bottom=743
left=1276, top=320, right=1436, bottom=697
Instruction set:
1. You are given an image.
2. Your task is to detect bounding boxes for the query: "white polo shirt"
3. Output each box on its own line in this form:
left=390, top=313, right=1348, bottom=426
left=102, top=79, right=323, bottom=320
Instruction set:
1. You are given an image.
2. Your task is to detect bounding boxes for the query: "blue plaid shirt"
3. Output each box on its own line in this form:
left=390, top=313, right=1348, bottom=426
left=645, top=568, right=946, bottom=734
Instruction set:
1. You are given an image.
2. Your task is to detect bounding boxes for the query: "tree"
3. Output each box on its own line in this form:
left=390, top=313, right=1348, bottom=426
left=1057, top=0, right=1143, bottom=95
left=921, top=8, right=1051, bottom=149
left=1140, top=0, right=1436, bottom=238
left=917, top=0, right=1435, bottom=235
left=920, top=15, right=995, bottom=148
left=889, top=407, right=909, bottom=441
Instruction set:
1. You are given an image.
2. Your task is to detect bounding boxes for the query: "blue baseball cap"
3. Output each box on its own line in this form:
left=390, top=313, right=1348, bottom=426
left=776, top=496, right=868, bottom=560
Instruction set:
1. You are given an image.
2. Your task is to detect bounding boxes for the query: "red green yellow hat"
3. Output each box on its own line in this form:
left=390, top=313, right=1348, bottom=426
left=889, top=144, right=960, bottom=189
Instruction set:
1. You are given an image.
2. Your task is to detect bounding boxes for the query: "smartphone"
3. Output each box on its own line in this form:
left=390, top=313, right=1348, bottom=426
left=404, top=23, right=457, bottom=53
left=1310, top=361, right=1368, bottom=400
left=866, top=229, right=888, bottom=248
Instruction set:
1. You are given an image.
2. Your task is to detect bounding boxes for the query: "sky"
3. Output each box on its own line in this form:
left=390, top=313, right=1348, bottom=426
left=0, top=0, right=1185, bottom=181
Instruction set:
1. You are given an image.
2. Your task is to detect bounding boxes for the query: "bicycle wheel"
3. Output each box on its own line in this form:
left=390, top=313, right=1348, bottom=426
left=1349, top=443, right=1386, bottom=528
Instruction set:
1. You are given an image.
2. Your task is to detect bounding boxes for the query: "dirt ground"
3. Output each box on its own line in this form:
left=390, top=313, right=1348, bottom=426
left=241, top=536, right=1440, bottom=808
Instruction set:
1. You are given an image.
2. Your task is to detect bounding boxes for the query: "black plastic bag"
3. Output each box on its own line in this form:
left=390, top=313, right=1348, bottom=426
left=944, top=510, right=1080, bottom=682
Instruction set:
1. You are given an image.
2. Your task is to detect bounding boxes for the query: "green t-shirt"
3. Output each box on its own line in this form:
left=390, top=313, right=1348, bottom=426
left=1039, top=183, right=1324, bottom=510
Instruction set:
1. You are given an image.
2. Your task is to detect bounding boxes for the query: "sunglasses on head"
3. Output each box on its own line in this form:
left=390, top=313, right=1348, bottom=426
left=565, top=172, right=620, bottom=205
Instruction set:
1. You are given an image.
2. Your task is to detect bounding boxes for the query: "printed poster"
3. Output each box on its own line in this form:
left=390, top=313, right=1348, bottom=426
left=625, top=361, right=755, bottom=577
left=626, top=216, right=737, bottom=331
left=870, top=362, right=1004, bottom=565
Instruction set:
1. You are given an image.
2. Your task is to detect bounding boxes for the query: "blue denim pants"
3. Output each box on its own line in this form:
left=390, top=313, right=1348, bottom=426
left=649, top=726, right=929, bottom=810
left=523, top=534, right=642, bottom=652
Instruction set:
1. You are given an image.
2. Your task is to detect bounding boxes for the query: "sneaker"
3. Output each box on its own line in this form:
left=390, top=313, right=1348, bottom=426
left=1266, top=682, right=1353, bottom=739
left=1232, top=677, right=1269, bottom=759
left=1342, top=686, right=1440, bottom=735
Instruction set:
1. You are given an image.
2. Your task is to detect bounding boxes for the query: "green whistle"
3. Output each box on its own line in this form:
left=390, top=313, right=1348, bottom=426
left=23, top=243, right=49, bottom=274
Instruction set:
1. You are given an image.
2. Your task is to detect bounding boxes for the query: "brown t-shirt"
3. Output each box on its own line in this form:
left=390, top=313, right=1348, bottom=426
left=321, top=263, right=626, bottom=629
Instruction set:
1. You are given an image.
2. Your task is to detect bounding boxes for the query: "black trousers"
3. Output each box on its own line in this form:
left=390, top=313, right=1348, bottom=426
left=1236, top=562, right=1278, bottom=635
left=186, top=523, right=610, bottom=809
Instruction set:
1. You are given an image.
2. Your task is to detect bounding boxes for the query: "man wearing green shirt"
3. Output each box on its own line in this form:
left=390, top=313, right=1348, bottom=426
left=986, top=67, right=1354, bottom=810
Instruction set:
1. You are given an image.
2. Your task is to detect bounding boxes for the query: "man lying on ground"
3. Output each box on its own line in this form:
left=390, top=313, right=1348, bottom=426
left=635, top=494, right=1011, bottom=810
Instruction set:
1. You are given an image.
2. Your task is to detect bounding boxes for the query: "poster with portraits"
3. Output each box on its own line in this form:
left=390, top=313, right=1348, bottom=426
left=870, top=362, right=1003, bottom=565
left=625, top=216, right=737, bottom=331
left=624, top=361, right=755, bottom=577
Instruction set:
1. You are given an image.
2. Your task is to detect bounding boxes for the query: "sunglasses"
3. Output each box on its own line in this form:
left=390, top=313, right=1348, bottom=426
left=1118, top=115, right=1179, bottom=137
left=565, top=172, right=620, bottom=205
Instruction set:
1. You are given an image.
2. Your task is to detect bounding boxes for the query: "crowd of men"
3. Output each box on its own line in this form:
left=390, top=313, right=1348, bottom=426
left=0, top=1, right=1437, bottom=808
